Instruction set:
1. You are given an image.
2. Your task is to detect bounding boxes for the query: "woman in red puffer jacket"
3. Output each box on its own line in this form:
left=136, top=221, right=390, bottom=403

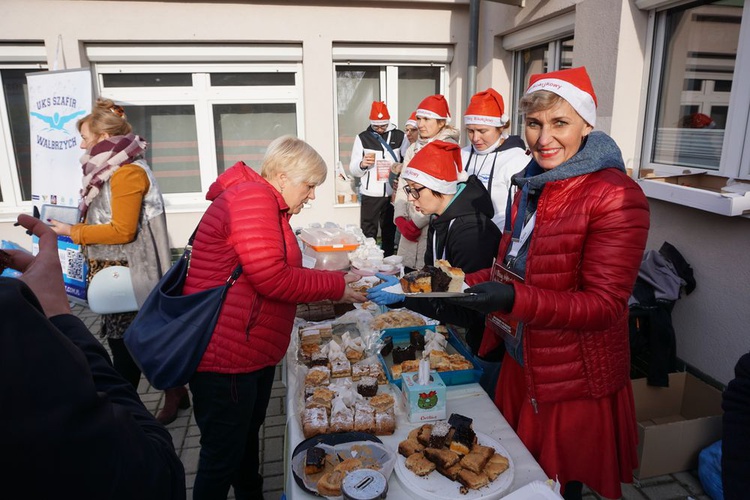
left=451, top=68, right=649, bottom=500
left=184, top=136, right=365, bottom=500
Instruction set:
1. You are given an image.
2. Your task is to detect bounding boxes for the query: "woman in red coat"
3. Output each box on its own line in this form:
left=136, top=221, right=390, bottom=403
left=183, top=136, right=365, bottom=500
left=452, top=67, right=650, bottom=499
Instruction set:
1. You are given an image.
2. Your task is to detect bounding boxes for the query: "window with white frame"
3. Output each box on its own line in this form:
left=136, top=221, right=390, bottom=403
left=503, top=13, right=575, bottom=136
left=642, top=0, right=744, bottom=174
left=0, top=45, right=47, bottom=210
left=332, top=44, right=452, bottom=204
left=87, top=44, right=304, bottom=207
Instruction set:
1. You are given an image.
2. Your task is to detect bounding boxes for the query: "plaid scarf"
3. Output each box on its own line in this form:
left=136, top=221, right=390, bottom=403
left=78, top=133, right=147, bottom=222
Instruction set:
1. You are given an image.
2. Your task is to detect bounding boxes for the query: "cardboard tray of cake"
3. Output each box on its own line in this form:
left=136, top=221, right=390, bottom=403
left=377, top=325, right=482, bottom=389
left=383, top=259, right=474, bottom=297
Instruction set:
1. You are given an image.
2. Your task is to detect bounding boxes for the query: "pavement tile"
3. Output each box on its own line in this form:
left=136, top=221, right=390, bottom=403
left=641, top=481, right=692, bottom=499
left=183, top=435, right=202, bottom=448
left=264, top=424, right=286, bottom=438
left=263, top=474, right=285, bottom=494
left=635, top=475, right=674, bottom=487
left=265, top=415, right=286, bottom=427
left=262, top=460, right=285, bottom=477
left=180, top=446, right=201, bottom=475
left=264, top=437, right=284, bottom=462
left=621, top=482, right=648, bottom=499
left=673, top=470, right=705, bottom=495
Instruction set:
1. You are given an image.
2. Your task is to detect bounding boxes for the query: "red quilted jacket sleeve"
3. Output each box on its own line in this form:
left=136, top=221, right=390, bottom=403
left=509, top=173, right=649, bottom=330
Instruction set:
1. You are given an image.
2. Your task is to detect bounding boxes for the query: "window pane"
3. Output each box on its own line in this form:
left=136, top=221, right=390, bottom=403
left=213, top=103, right=297, bottom=173
left=2, top=69, right=39, bottom=201
left=336, top=66, right=380, bottom=174
left=125, top=105, right=201, bottom=193
left=102, top=73, right=192, bottom=87
left=210, top=73, right=295, bottom=86
left=651, top=0, right=742, bottom=170
left=397, top=66, right=441, bottom=122
left=560, top=37, right=574, bottom=70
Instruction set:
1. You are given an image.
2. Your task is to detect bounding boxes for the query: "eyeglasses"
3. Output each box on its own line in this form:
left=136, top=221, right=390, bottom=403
left=403, top=185, right=428, bottom=200
left=372, top=124, right=388, bottom=132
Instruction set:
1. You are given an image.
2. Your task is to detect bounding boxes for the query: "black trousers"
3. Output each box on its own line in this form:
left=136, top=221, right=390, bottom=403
left=190, top=366, right=276, bottom=500
left=107, top=337, right=142, bottom=390
left=360, top=194, right=396, bottom=257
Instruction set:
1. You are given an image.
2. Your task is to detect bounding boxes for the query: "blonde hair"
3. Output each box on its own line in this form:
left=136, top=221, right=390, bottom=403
left=518, top=90, right=566, bottom=117
left=77, top=98, right=132, bottom=136
left=261, top=135, right=327, bottom=186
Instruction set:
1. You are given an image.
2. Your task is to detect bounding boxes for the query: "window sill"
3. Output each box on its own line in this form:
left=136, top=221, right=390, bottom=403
left=638, top=173, right=750, bottom=217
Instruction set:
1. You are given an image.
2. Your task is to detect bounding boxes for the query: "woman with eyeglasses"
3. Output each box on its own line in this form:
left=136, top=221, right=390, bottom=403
left=368, top=140, right=501, bottom=394
left=393, top=95, right=459, bottom=271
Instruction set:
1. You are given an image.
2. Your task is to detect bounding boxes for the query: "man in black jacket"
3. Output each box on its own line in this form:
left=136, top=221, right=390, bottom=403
left=0, top=214, right=185, bottom=499
left=349, top=101, right=409, bottom=256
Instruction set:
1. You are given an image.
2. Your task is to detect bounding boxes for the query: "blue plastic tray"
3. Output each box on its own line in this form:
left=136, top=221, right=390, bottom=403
left=377, top=325, right=482, bottom=389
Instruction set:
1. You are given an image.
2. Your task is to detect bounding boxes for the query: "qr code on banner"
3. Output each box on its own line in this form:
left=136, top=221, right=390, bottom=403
left=66, top=248, right=86, bottom=282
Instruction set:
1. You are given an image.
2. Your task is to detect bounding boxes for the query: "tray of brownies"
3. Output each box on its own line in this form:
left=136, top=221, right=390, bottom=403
left=396, top=413, right=514, bottom=500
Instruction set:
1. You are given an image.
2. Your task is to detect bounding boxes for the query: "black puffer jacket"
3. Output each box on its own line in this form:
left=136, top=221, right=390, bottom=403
left=424, top=174, right=501, bottom=272
left=405, top=175, right=502, bottom=358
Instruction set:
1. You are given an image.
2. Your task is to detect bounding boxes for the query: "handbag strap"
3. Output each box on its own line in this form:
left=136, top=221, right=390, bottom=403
left=186, top=218, right=243, bottom=287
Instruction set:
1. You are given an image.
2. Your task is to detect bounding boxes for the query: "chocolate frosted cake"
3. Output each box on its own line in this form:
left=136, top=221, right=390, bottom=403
left=422, top=265, right=452, bottom=293
left=392, top=344, right=416, bottom=364
left=357, top=376, right=378, bottom=398
left=410, top=330, right=425, bottom=350
left=399, top=265, right=452, bottom=294
left=380, top=335, right=394, bottom=357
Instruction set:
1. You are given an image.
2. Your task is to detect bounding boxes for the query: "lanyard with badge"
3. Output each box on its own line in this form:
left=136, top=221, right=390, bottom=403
left=486, top=212, right=536, bottom=345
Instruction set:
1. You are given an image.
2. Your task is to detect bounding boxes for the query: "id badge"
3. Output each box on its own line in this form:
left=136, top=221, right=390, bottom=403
left=376, top=159, right=392, bottom=181
left=486, top=260, right=524, bottom=342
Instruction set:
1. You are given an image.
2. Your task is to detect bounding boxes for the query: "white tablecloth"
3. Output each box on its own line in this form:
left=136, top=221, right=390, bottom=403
left=283, top=359, right=549, bottom=499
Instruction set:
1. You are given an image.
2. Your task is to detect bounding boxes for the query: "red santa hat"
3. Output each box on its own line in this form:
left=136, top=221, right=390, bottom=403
left=405, top=111, right=417, bottom=129
left=416, top=95, right=451, bottom=123
left=402, top=140, right=465, bottom=194
left=369, top=101, right=391, bottom=126
left=526, top=66, right=598, bottom=126
left=464, top=88, right=508, bottom=127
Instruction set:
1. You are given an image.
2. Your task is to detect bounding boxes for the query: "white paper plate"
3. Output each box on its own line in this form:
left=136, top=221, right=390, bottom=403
left=394, top=430, right=515, bottom=500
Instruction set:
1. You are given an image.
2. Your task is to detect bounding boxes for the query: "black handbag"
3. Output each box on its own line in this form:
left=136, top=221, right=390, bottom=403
left=123, top=224, right=242, bottom=390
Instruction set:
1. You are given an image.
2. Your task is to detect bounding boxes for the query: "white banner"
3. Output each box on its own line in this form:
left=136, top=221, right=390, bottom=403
left=28, top=68, right=92, bottom=210
left=27, top=69, right=92, bottom=302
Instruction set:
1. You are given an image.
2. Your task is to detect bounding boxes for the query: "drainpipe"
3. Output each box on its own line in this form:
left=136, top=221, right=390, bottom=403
left=467, top=0, right=480, bottom=106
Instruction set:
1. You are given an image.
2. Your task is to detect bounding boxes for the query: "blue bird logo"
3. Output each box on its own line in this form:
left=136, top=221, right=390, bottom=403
left=31, top=109, right=86, bottom=133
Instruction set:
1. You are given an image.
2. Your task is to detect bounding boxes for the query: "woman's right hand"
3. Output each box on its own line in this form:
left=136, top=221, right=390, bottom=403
left=47, top=219, right=72, bottom=237
left=338, top=286, right=366, bottom=303
left=336, top=272, right=366, bottom=303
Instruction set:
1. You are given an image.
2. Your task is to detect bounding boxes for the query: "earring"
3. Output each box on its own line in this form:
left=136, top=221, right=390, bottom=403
left=280, top=185, right=285, bottom=194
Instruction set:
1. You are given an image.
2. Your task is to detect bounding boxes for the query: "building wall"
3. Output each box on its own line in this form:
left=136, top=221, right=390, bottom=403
left=646, top=200, right=750, bottom=384
left=0, top=0, right=470, bottom=246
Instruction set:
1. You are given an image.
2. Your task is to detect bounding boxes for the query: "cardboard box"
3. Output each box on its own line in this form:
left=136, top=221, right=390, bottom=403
left=632, top=372, right=723, bottom=479
left=401, top=370, right=447, bottom=423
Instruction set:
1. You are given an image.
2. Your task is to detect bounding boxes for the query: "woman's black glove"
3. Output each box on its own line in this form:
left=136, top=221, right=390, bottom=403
left=446, top=282, right=515, bottom=314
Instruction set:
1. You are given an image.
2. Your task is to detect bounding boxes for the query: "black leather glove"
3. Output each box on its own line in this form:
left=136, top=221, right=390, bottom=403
left=446, top=281, right=515, bottom=314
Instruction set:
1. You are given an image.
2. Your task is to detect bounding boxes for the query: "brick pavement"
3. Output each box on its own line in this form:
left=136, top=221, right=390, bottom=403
left=73, top=304, right=711, bottom=500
